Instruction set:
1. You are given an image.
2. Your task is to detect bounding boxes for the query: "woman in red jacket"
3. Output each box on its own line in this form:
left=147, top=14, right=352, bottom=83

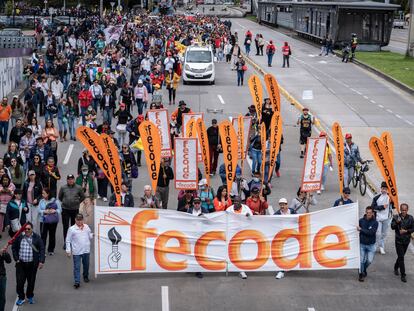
left=78, top=87, right=93, bottom=126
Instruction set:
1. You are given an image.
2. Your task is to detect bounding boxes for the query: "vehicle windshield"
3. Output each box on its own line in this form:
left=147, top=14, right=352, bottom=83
left=186, top=51, right=212, bottom=63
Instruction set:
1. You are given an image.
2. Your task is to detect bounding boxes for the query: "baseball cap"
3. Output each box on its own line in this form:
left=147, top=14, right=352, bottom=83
left=279, top=198, right=288, bottom=204
left=193, top=197, right=201, bottom=203
left=381, top=181, right=388, bottom=189
left=319, top=131, right=327, bottom=137
left=198, top=179, right=207, bottom=186
left=343, top=187, right=351, bottom=194
left=251, top=187, right=260, bottom=194
left=179, top=101, right=186, bottom=106
left=345, top=133, right=352, bottom=139
left=67, top=174, right=75, bottom=179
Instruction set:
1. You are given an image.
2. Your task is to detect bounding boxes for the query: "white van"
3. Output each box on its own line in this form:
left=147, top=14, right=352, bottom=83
left=182, top=45, right=215, bottom=85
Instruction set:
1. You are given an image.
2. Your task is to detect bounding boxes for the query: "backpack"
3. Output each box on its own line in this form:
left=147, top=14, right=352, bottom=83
left=43, top=200, right=59, bottom=224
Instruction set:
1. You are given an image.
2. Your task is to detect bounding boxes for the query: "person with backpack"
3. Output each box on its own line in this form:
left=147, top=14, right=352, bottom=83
left=266, top=40, right=276, bottom=67
left=281, top=41, right=291, bottom=68
left=4, top=189, right=28, bottom=238
left=38, top=187, right=61, bottom=256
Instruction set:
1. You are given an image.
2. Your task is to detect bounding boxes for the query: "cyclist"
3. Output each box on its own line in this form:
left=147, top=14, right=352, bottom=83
left=297, top=108, right=314, bottom=158
left=343, top=133, right=365, bottom=186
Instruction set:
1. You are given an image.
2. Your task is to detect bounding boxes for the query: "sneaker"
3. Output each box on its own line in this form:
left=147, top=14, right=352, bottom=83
left=97, top=195, right=101, bottom=199
left=358, top=273, right=365, bottom=282
left=321, top=185, right=325, bottom=191
left=74, top=283, right=80, bottom=289
left=317, top=190, right=321, bottom=195
left=84, top=277, right=90, bottom=283
left=401, top=275, right=407, bottom=283
left=103, top=197, right=108, bottom=202
left=379, top=247, right=386, bottom=255
left=28, top=297, right=35, bottom=304
left=48, top=252, right=54, bottom=256
left=16, top=299, right=25, bottom=306
left=300, top=154, right=304, bottom=159
left=275, top=271, right=285, bottom=279
left=239, top=271, right=247, bottom=279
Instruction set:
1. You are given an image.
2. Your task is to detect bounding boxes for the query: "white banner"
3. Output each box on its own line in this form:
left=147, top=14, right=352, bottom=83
left=174, top=137, right=198, bottom=190
left=232, top=116, right=252, bottom=159
left=95, top=203, right=359, bottom=274
left=182, top=113, right=203, bottom=161
left=147, top=109, right=172, bottom=158
left=0, top=57, right=23, bottom=100
left=301, top=137, right=327, bottom=192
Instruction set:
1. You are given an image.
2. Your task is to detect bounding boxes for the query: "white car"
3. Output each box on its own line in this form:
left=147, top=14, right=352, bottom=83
left=182, top=45, right=215, bottom=85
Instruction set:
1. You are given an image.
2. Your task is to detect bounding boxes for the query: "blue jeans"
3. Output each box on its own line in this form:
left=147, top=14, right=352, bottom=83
left=57, top=118, right=68, bottom=132
left=136, top=98, right=144, bottom=115
left=68, top=117, right=76, bottom=139
left=267, top=53, right=274, bottom=66
left=322, top=163, right=329, bottom=187
left=237, top=70, right=244, bottom=86
left=360, top=243, right=376, bottom=274
left=103, top=107, right=113, bottom=125
left=245, top=45, right=250, bottom=55
left=251, top=148, right=262, bottom=174
left=80, top=107, right=88, bottom=126
left=92, top=99, right=100, bottom=112
left=44, top=110, right=55, bottom=121
left=0, top=121, right=8, bottom=144
left=376, top=218, right=391, bottom=250
left=73, top=253, right=90, bottom=284
left=63, top=74, right=70, bottom=91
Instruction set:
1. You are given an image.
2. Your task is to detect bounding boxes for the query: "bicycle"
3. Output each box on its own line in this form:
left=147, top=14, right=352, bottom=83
left=351, top=160, right=373, bottom=196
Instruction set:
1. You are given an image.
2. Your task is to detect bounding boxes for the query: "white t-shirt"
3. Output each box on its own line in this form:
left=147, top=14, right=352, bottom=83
left=375, top=193, right=390, bottom=221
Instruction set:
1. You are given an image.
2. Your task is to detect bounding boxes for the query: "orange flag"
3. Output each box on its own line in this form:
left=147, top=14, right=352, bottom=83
left=332, top=122, right=345, bottom=195
left=196, top=118, right=210, bottom=186
left=268, top=113, right=283, bottom=180
left=219, top=120, right=238, bottom=195
left=76, top=126, right=122, bottom=205
left=264, top=73, right=281, bottom=113
left=260, top=125, right=267, bottom=187
left=369, top=137, right=399, bottom=212
left=139, top=120, right=162, bottom=194
left=186, top=118, right=196, bottom=139
left=381, top=131, right=394, bottom=166
left=248, top=75, right=263, bottom=121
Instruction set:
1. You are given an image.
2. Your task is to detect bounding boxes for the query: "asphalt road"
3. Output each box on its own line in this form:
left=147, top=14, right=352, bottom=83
left=231, top=18, right=414, bottom=205
left=2, top=53, right=413, bottom=310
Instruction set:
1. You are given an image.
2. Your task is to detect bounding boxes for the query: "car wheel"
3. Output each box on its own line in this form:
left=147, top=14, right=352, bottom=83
left=210, top=80, right=215, bottom=85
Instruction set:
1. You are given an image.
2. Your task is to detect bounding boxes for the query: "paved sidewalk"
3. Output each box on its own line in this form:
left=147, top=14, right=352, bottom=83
left=231, top=18, right=414, bottom=204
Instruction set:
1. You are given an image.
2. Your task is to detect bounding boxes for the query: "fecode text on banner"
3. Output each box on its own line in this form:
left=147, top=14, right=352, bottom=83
left=95, top=203, right=359, bottom=274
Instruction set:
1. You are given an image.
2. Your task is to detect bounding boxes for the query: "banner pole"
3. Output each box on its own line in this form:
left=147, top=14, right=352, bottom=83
left=225, top=212, right=229, bottom=277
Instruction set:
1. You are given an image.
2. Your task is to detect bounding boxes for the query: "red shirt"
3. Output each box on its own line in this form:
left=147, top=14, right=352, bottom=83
left=246, top=197, right=268, bottom=215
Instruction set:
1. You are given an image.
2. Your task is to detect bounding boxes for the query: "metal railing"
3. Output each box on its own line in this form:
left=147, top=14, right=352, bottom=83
left=0, top=35, right=36, bottom=49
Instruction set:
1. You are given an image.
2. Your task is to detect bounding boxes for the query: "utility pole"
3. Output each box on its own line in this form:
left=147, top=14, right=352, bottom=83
left=407, top=0, right=414, bottom=57
left=100, top=0, right=103, bottom=19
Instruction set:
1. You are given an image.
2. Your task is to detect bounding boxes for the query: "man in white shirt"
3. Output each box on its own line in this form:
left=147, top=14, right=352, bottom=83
left=226, top=196, right=253, bottom=279
left=89, top=80, right=103, bottom=112
left=66, top=214, right=93, bottom=289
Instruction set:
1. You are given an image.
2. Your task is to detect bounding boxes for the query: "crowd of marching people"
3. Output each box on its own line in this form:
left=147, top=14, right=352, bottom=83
left=0, top=7, right=412, bottom=309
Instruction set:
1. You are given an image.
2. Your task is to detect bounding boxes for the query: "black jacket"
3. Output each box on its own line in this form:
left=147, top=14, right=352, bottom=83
left=0, top=251, right=11, bottom=276
left=157, top=166, right=174, bottom=187
left=109, top=192, right=134, bottom=207
left=12, top=232, right=45, bottom=266
left=5, top=200, right=29, bottom=230
left=359, top=215, right=378, bottom=245
left=22, top=179, right=43, bottom=205
left=100, top=94, right=116, bottom=110
left=391, top=214, right=414, bottom=244
left=207, top=126, right=219, bottom=146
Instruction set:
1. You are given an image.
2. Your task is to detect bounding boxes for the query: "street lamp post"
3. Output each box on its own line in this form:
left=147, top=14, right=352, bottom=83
left=407, top=0, right=414, bottom=57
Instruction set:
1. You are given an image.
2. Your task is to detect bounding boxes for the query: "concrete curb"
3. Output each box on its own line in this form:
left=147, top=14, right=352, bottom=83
left=351, top=58, right=414, bottom=96
left=242, top=52, right=379, bottom=196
